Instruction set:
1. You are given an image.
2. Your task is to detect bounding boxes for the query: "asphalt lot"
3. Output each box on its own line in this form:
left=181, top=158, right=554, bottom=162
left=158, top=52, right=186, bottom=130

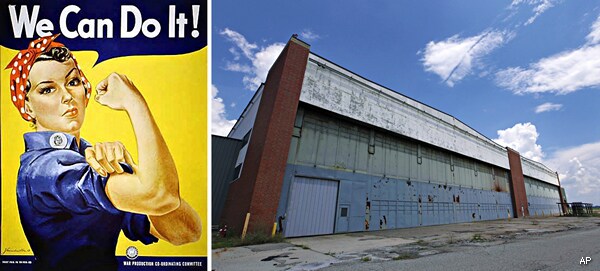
left=212, top=216, right=600, bottom=271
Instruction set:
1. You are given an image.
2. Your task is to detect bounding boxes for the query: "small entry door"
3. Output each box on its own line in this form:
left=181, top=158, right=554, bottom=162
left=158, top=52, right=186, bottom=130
left=336, top=204, right=350, bottom=232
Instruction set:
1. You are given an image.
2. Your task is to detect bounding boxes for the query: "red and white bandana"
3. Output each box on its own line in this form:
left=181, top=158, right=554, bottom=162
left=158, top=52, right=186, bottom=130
left=5, top=34, right=91, bottom=122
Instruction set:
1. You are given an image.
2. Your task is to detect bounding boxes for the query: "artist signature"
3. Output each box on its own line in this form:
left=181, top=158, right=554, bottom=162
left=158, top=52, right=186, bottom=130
left=2, top=247, right=31, bottom=255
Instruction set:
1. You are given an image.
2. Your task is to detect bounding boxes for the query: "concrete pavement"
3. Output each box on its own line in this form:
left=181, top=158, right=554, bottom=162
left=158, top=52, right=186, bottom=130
left=321, top=226, right=600, bottom=270
left=212, top=216, right=600, bottom=271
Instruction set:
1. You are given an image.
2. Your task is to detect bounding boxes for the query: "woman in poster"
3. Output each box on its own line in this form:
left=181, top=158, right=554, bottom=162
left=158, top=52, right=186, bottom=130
left=6, top=34, right=201, bottom=271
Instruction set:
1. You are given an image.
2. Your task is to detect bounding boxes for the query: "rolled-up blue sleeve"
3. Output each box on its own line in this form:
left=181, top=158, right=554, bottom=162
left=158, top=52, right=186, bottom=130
left=26, top=150, right=121, bottom=215
left=122, top=213, right=159, bottom=244
left=23, top=149, right=158, bottom=244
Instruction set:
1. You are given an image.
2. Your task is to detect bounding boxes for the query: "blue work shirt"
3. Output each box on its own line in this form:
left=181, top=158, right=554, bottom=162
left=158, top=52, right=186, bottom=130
left=16, top=131, right=158, bottom=271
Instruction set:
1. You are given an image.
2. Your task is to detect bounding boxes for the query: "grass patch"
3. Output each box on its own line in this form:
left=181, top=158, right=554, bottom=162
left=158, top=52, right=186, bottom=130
left=591, top=208, right=600, bottom=217
left=361, top=256, right=371, bottom=262
left=471, top=234, right=486, bottom=242
left=295, top=244, right=310, bottom=250
left=415, top=239, right=429, bottom=246
left=393, top=252, right=417, bottom=261
left=447, top=233, right=456, bottom=244
left=213, top=232, right=286, bottom=249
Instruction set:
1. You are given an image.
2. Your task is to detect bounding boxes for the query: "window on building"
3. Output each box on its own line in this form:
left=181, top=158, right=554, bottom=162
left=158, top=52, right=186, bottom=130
left=242, top=130, right=252, bottom=146
left=340, top=207, right=348, bottom=217
left=233, top=164, right=242, bottom=180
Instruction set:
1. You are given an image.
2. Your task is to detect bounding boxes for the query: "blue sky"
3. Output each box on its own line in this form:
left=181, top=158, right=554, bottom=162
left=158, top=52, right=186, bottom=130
left=212, top=1, right=600, bottom=204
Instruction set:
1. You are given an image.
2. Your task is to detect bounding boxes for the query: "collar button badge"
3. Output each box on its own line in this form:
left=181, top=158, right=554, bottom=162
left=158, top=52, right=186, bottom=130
left=49, top=133, right=68, bottom=149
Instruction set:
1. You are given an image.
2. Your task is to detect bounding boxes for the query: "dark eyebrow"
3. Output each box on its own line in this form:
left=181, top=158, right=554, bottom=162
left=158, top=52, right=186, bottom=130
left=31, top=68, right=78, bottom=91
left=33, top=81, right=53, bottom=90
left=65, top=68, right=78, bottom=79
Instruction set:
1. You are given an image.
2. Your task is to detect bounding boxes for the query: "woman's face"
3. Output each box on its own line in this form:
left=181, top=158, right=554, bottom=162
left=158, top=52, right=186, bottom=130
left=25, top=59, right=86, bottom=135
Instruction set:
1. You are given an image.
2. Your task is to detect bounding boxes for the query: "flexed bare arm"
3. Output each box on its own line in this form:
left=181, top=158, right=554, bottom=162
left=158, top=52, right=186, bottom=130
left=92, top=72, right=180, bottom=215
left=87, top=72, right=201, bottom=244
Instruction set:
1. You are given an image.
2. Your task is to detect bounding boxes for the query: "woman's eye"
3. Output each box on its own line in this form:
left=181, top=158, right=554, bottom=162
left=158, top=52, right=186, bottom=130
left=40, top=87, right=54, bottom=94
left=68, top=78, right=81, bottom=87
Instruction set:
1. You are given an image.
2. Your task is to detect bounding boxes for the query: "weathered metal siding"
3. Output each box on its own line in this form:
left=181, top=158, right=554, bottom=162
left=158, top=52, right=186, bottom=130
left=228, top=85, right=264, bottom=168
left=285, top=177, right=339, bottom=237
left=290, top=108, right=511, bottom=192
left=277, top=107, right=515, bottom=235
left=299, top=53, right=510, bottom=170
left=211, top=135, right=244, bottom=226
left=522, top=157, right=560, bottom=186
left=524, top=176, right=561, bottom=216
left=279, top=164, right=513, bottom=234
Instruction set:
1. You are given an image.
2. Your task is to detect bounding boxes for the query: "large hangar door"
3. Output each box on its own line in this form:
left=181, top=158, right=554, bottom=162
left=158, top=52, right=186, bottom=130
left=285, top=177, right=339, bottom=237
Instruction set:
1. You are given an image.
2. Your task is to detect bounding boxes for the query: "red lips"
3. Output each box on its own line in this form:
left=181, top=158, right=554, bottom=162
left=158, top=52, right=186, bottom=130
left=63, top=107, right=79, bottom=117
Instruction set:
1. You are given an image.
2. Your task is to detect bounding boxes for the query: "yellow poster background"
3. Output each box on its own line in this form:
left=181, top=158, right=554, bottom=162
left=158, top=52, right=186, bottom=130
left=1, top=46, right=207, bottom=257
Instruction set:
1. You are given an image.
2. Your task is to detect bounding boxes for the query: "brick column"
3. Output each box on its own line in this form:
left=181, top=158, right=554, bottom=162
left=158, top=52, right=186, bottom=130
left=556, top=172, right=568, bottom=215
left=221, top=36, right=310, bottom=233
left=507, top=148, right=529, bottom=218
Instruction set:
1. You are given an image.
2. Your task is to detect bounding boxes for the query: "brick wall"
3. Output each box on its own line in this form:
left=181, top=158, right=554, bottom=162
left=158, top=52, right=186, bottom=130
left=556, top=172, right=568, bottom=214
left=221, top=37, right=310, bottom=233
left=507, top=148, right=529, bottom=217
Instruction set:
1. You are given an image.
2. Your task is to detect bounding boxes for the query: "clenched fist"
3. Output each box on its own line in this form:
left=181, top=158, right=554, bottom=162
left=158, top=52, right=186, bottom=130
left=95, top=72, right=145, bottom=111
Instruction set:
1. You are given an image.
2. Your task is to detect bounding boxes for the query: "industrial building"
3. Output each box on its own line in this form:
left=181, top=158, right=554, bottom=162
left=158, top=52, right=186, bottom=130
left=214, top=36, right=568, bottom=237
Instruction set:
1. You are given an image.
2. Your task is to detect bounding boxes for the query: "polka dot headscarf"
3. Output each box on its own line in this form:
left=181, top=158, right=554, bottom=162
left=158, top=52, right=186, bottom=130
left=4, top=34, right=92, bottom=122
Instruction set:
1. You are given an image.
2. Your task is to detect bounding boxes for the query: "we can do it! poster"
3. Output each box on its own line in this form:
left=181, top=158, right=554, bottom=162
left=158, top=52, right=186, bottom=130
left=0, top=0, right=208, bottom=270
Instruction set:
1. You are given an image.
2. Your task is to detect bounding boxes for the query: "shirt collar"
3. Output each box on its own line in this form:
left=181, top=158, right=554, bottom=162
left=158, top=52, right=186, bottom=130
left=24, top=131, right=91, bottom=155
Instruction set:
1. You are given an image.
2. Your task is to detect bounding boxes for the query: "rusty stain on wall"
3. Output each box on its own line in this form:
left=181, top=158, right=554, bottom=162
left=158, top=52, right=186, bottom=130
left=365, top=197, right=371, bottom=230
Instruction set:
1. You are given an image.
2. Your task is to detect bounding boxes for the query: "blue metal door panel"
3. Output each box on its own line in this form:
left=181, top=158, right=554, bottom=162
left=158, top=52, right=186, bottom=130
left=285, top=177, right=339, bottom=237
left=336, top=204, right=350, bottom=232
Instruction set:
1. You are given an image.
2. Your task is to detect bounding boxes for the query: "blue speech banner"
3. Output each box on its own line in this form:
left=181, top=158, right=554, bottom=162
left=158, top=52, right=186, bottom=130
left=0, top=0, right=207, bottom=65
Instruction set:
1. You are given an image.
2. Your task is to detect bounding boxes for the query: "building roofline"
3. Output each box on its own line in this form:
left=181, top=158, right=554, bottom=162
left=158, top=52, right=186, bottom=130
left=225, top=36, right=310, bottom=138
left=212, top=134, right=243, bottom=141
left=227, top=83, right=265, bottom=137
left=307, top=51, right=508, bottom=152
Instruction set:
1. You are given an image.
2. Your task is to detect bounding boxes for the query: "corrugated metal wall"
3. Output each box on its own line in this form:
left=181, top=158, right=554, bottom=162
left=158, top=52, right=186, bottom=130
left=277, top=106, right=517, bottom=236
left=524, top=176, right=561, bottom=216
left=279, top=164, right=514, bottom=234
left=212, top=135, right=244, bottom=226
left=289, top=108, right=511, bottom=193
left=285, top=177, right=338, bottom=237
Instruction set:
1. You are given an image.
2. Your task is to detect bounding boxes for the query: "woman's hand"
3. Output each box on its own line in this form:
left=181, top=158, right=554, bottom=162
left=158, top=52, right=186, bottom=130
left=85, top=141, right=135, bottom=177
left=95, top=73, right=145, bottom=111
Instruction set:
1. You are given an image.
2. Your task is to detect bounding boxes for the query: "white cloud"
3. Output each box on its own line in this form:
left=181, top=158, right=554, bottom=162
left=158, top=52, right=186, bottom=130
left=526, top=0, right=554, bottom=25
left=228, top=47, right=241, bottom=61
left=212, top=85, right=237, bottom=136
left=534, top=102, right=563, bottom=113
left=496, top=14, right=600, bottom=95
left=586, top=14, right=600, bottom=45
left=242, top=43, right=286, bottom=90
left=509, top=0, right=556, bottom=26
left=300, top=30, right=320, bottom=41
left=421, top=30, right=513, bottom=86
left=220, top=28, right=257, bottom=59
left=224, top=62, right=252, bottom=73
left=221, top=28, right=285, bottom=90
left=494, top=121, right=600, bottom=204
left=495, top=46, right=600, bottom=94
left=493, top=122, right=545, bottom=162
left=546, top=141, right=600, bottom=204
left=494, top=122, right=600, bottom=203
